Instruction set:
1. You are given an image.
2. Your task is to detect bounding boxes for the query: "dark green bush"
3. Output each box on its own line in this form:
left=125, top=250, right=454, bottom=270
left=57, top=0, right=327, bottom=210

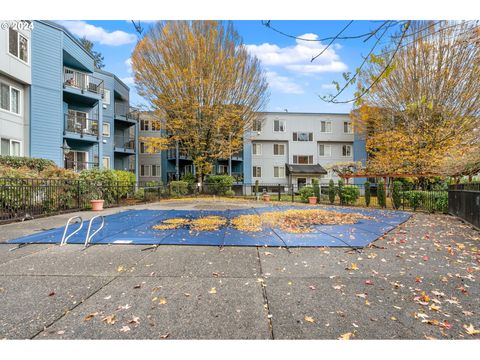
left=0, top=156, right=56, bottom=172
left=403, top=190, right=448, bottom=213
left=340, top=185, right=360, bottom=205
left=364, top=181, right=371, bottom=207
left=392, top=181, right=402, bottom=209
left=312, top=178, right=320, bottom=200
left=377, top=180, right=386, bottom=208
left=299, top=186, right=314, bottom=203
left=328, top=179, right=335, bottom=204
left=255, top=179, right=259, bottom=195
left=225, top=189, right=235, bottom=197
left=337, top=179, right=345, bottom=205
left=204, top=175, right=234, bottom=195
left=79, top=168, right=117, bottom=205
left=169, top=181, right=189, bottom=197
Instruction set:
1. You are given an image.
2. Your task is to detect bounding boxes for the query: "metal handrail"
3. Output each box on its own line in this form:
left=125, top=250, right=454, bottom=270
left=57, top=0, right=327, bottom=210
left=84, top=215, right=105, bottom=247
left=60, top=216, right=83, bottom=246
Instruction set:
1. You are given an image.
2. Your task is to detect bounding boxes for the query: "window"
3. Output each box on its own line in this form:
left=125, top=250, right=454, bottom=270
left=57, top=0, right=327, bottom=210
left=318, top=144, right=331, bottom=157
left=0, top=138, right=21, bottom=156
left=102, top=89, right=111, bottom=105
left=273, top=166, right=285, bottom=178
left=102, top=123, right=110, bottom=137
left=344, top=121, right=353, bottom=134
left=273, top=119, right=286, bottom=132
left=140, top=142, right=145, bottom=154
left=0, top=82, right=21, bottom=114
left=253, top=166, right=262, bottom=178
left=102, top=156, right=110, bottom=169
left=140, top=164, right=151, bottom=177
left=218, top=164, right=228, bottom=174
left=9, top=28, right=28, bottom=63
left=152, top=165, right=161, bottom=177
left=151, top=119, right=161, bottom=131
left=273, top=143, right=285, bottom=156
left=252, top=119, right=262, bottom=132
left=320, top=121, right=332, bottom=133
left=293, top=132, right=313, bottom=141
left=184, top=164, right=193, bottom=175
left=140, top=119, right=150, bottom=131
left=342, top=145, right=352, bottom=157
left=293, top=155, right=314, bottom=164
left=252, top=143, right=262, bottom=155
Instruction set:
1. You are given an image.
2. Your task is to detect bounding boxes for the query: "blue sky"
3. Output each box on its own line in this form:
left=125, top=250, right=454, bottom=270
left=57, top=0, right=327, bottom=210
left=55, top=20, right=399, bottom=114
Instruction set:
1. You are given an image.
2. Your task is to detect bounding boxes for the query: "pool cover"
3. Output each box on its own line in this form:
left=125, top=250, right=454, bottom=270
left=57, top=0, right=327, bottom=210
left=8, top=205, right=411, bottom=248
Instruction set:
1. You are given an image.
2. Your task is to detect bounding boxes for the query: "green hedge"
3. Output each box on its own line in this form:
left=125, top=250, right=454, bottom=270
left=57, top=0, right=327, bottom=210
left=0, top=156, right=56, bottom=172
left=169, top=181, right=189, bottom=197
left=299, top=186, right=315, bottom=202
left=403, top=190, right=448, bottom=213
left=339, top=185, right=360, bottom=205
left=204, top=175, right=234, bottom=195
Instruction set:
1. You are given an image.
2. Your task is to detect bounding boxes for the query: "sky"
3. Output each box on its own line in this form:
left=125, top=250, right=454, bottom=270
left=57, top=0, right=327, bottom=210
left=55, top=20, right=400, bottom=114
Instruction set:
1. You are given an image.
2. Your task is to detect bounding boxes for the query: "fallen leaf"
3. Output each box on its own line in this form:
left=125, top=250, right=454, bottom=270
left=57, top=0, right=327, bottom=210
left=117, top=265, right=125, bottom=272
left=463, top=324, right=480, bottom=335
left=422, top=256, right=429, bottom=261
left=338, top=332, right=354, bottom=340
left=84, top=312, right=99, bottom=321
left=160, top=333, right=170, bottom=339
left=133, top=284, right=141, bottom=289
left=304, top=316, right=315, bottom=323
left=128, top=316, right=140, bottom=326
left=158, top=298, right=167, bottom=305
left=57, top=330, right=65, bottom=335
left=120, top=326, right=131, bottom=332
left=365, top=280, right=374, bottom=285
left=102, top=314, right=116, bottom=325
left=429, top=304, right=441, bottom=311
left=48, top=291, right=55, bottom=297
left=346, top=263, right=359, bottom=271
left=356, top=293, right=367, bottom=299
left=308, top=285, right=316, bottom=290
left=208, top=287, right=217, bottom=294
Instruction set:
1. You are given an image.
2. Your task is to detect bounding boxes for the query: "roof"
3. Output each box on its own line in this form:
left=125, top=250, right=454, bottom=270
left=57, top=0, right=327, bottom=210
left=286, top=164, right=328, bottom=175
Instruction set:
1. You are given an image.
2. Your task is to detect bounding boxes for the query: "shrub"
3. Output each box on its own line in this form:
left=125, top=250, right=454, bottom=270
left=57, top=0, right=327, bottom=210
left=312, top=178, right=320, bottom=200
left=169, top=181, right=189, bottom=197
left=328, top=179, right=335, bottom=204
left=337, top=179, right=345, bottom=205
left=299, top=186, right=315, bottom=203
left=79, top=168, right=117, bottom=204
left=225, top=189, right=235, bottom=197
left=205, top=175, right=234, bottom=195
left=255, top=179, right=259, bottom=195
left=403, top=190, right=448, bottom=213
left=377, top=180, right=386, bottom=208
left=364, top=181, right=371, bottom=207
left=392, top=181, right=402, bottom=209
left=0, top=156, right=56, bottom=172
left=404, top=191, right=422, bottom=211
left=341, top=185, right=360, bottom=205
left=113, top=170, right=136, bottom=198
left=134, top=188, right=145, bottom=200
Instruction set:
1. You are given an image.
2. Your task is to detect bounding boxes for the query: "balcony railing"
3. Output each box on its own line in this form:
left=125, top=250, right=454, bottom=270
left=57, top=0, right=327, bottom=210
left=114, top=135, right=135, bottom=151
left=64, top=67, right=104, bottom=96
left=65, top=160, right=99, bottom=173
left=166, top=148, right=190, bottom=160
left=114, top=101, right=139, bottom=121
left=64, top=114, right=99, bottom=138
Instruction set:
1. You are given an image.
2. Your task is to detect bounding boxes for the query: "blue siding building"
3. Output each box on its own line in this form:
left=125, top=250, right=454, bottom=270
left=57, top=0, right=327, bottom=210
left=29, top=21, right=137, bottom=176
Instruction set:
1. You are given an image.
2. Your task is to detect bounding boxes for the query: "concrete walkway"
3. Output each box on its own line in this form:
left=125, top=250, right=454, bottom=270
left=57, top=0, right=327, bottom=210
left=0, top=202, right=478, bottom=339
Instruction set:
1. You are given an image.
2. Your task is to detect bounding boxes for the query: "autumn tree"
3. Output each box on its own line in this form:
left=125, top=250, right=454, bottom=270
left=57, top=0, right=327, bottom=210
left=352, top=21, right=480, bottom=177
left=131, top=21, right=269, bottom=185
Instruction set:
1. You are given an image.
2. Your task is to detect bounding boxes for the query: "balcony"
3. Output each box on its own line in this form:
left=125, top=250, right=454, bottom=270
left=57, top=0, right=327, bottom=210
left=166, top=148, right=190, bottom=160
left=64, top=113, right=99, bottom=139
left=114, top=135, right=136, bottom=153
left=65, top=160, right=99, bottom=173
left=114, top=101, right=138, bottom=123
left=63, top=67, right=104, bottom=98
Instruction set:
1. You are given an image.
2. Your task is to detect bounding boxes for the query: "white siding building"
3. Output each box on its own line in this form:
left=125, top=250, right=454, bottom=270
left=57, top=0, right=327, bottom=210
left=0, top=21, right=32, bottom=157
left=245, top=112, right=354, bottom=188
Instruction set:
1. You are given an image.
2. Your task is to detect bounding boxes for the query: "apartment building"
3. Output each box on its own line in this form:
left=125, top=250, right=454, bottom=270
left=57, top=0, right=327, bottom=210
left=0, top=21, right=138, bottom=175
left=138, top=111, right=162, bottom=183
left=243, top=112, right=354, bottom=188
left=0, top=21, right=32, bottom=157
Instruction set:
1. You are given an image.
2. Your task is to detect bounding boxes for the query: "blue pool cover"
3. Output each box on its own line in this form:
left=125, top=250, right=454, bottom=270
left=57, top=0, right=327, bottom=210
left=8, top=205, right=411, bottom=248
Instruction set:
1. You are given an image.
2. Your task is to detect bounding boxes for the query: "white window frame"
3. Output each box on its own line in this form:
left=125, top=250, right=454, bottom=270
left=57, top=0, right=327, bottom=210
left=0, top=138, right=22, bottom=156
left=102, top=89, right=111, bottom=105
left=152, top=165, right=161, bottom=177
left=293, top=155, right=314, bottom=165
left=273, top=119, right=286, bottom=132
left=102, top=122, right=111, bottom=137
left=102, top=156, right=110, bottom=169
left=140, top=164, right=151, bottom=177
left=342, top=144, right=352, bottom=157
left=252, top=166, right=262, bottom=178
left=218, top=164, right=228, bottom=174
left=344, top=121, right=353, bottom=134
left=318, top=144, right=332, bottom=157
left=320, top=121, right=332, bottom=133
left=273, top=166, right=285, bottom=178
left=0, top=82, right=22, bottom=116
left=7, top=27, right=30, bottom=65
left=273, top=143, right=285, bottom=156
left=252, top=143, right=262, bottom=156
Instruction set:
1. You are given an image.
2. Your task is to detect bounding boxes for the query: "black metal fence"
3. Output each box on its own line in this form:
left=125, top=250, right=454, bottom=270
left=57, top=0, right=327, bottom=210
left=0, top=178, right=452, bottom=224
left=448, top=183, right=480, bottom=228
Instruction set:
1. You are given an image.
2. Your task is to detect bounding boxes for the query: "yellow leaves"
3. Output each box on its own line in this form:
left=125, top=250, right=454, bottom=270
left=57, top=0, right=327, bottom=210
left=117, top=265, right=125, bottom=273
left=153, top=218, right=190, bottom=230
left=338, top=332, right=354, bottom=340
left=463, top=324, right=480, bottom=335
left=190, top=216, right=227, bottom=232
left=158, top=297, right=167, bottom=305
left=304, top=316, right=315, bottom=323
left=102, top=314, right=116, bottom=325
left=429, top=304, right=441, bottom=311
left=84, top=312, right=99, bottom=321
left=346, top=263, right=359, bottom=271
left=208, top=287, right=217, bottom=294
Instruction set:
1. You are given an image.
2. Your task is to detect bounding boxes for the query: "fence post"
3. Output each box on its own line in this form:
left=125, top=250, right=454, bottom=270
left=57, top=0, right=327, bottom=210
left=291, top=184, right=294, bottom=202
left=278, top=184, right=281, bottom=201
left=77, top=180, right=81, bottom=209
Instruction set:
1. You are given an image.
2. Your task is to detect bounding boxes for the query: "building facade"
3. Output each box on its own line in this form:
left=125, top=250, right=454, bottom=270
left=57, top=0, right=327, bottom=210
left=0, top=21, right=31, bottom=158
left=0, top=21, right=137, bottom=176
left=243, top=112, right=354, bottom=188
left=138, top=111, right=163, bottom=183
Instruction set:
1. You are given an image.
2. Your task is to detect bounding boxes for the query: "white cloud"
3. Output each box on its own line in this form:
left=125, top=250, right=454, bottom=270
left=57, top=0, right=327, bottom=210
left=125, top=58, right=132, bottom=73
left=57, top=21, right=137, bottom=46
left=245, top=33, right=347, bottom=74
left=121, top=77, right=135, bottom=86
left=265, top=71, right=304, bottom=94
left=321, top=83, right=337, bottom=90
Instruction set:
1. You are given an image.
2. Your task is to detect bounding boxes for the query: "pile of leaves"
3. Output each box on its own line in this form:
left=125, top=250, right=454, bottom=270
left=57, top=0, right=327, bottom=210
left=152, top=216, right=227, bottom=232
